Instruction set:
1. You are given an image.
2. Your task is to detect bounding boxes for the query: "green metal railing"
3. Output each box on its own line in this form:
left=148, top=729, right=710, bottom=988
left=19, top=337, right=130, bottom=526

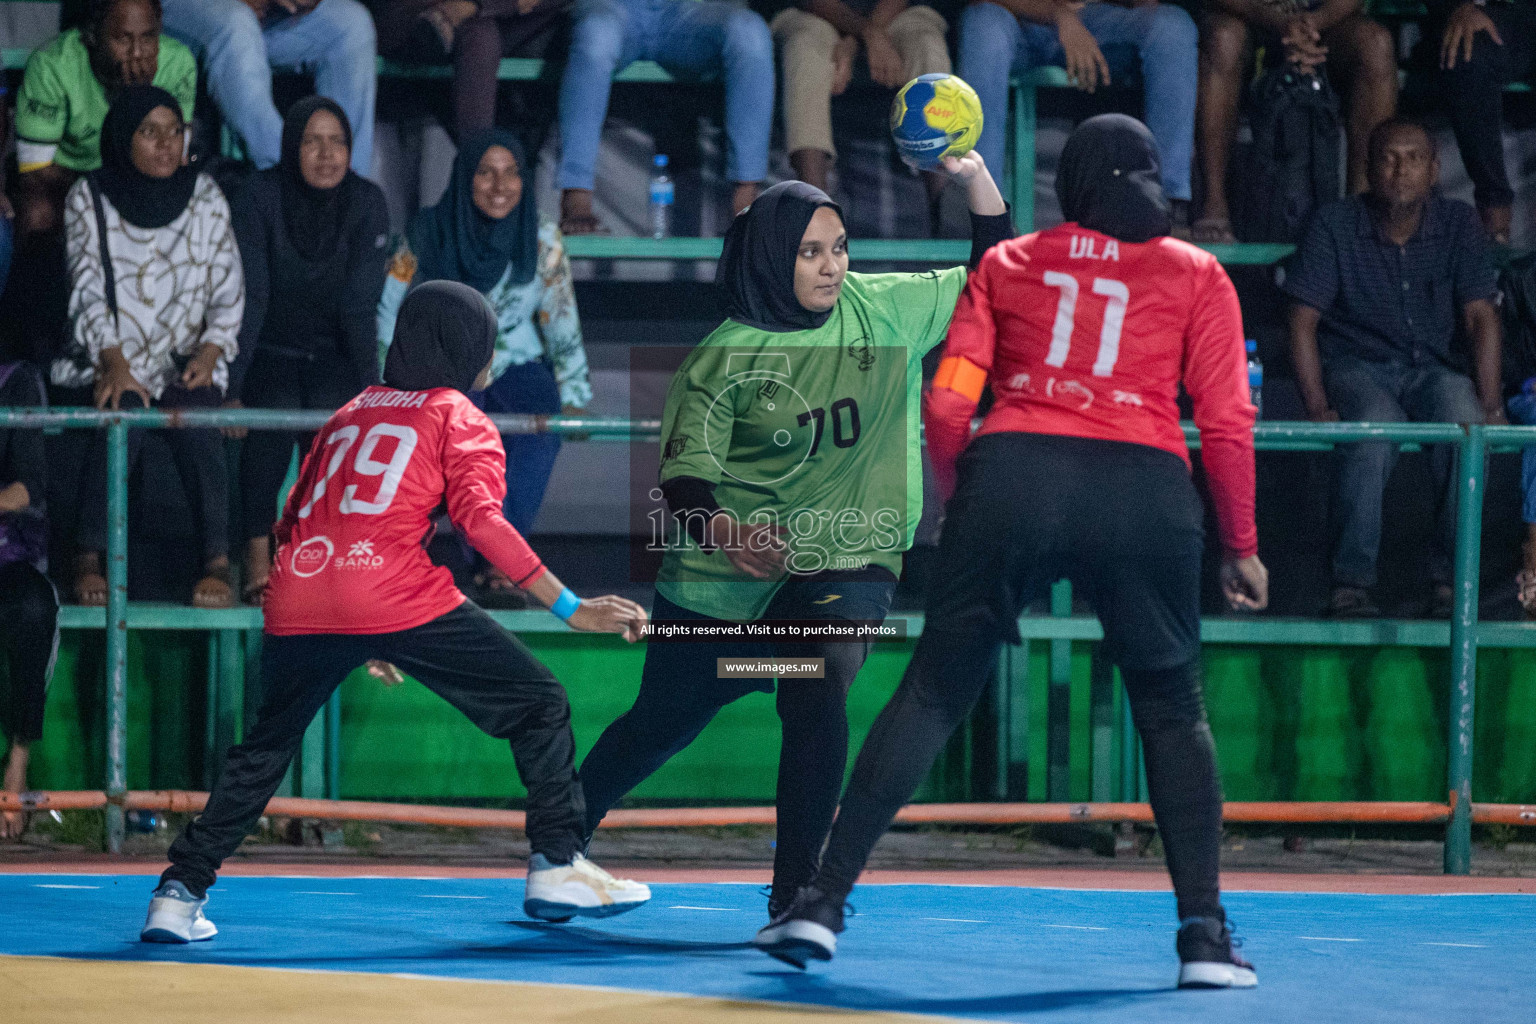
left=1, top=409, right=1531, bottom=869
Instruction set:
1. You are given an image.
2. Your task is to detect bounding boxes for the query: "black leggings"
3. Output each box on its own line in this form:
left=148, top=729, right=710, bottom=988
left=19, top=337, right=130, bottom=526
left=0, top=561, right=59, bottom=746
left=163, top=603, right=584, bottom=897
left=579, top=569, right=896, bottom=902
left=78, top=386, right=228, bottom=562
left=815, top=434, right=1225, bottom=922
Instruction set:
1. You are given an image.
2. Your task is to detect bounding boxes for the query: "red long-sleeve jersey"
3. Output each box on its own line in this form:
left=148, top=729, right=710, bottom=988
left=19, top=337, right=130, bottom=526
left=926, top=224, right=1258, bottom=558
left=263, top=386, right=547, bottom=635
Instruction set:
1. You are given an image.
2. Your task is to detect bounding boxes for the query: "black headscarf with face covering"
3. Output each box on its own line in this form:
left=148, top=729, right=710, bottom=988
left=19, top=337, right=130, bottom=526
left=1055, top=114, right=1172, bottom=244
left=383, top=280, right=498, bottom=394
left=93, top=85, right=197, bottom=230
left=717, top=181, right=844, bottom=333
left=408, top=129, right=538, bottom=293
left=280, top=95, right=362, bottom=262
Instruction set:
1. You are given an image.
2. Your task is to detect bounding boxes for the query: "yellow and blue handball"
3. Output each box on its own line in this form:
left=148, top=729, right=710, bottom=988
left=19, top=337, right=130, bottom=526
left=890, top=73, right=983, bottom=171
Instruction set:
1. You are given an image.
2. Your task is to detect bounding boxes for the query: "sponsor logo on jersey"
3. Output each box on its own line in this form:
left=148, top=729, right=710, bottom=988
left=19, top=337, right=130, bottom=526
left=350, top=390, right=431, bottom=412
left=1005, top=372, right=1034, bottom=393
left=847, top=333, right=875, bottom=372
left=334, top=538, right=385, bottom=571
left=290, top=535, right=334, bottom=578
left=811, top=594, right=842, bottom=605
left=1112, top=390, right=1144, bottom=408
left=663, top=435, right=690, bottom=462
left=1046, top=377, right=1095, bottom=411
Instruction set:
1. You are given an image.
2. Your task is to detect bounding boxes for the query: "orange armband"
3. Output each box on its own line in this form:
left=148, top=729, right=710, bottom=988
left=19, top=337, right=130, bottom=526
left=932, top=355, right=988, bottom=402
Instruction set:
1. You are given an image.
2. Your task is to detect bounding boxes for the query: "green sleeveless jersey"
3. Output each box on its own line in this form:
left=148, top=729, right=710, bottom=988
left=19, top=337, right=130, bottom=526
left=656, top=267, right=967, bottom=621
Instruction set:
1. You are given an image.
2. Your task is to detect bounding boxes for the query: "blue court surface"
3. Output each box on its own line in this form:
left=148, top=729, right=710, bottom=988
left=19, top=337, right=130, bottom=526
left=0, top=874, right=1528, bottom=1023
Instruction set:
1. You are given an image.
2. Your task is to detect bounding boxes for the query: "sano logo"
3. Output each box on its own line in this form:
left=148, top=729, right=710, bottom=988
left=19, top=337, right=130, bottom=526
left=290, top=536, right=334, bottom=578
left=335, top=539, right=385, bottom=571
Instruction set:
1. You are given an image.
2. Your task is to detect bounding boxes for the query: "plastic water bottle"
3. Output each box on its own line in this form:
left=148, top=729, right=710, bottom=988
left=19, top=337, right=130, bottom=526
left=649, top=154, right=673, bottom=240
left=1246, top=339, right=1263, bottom=420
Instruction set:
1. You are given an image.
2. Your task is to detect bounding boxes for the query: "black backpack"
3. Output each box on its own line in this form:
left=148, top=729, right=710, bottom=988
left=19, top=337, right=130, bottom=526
left=1232, top=67, right=1343, bottom=243
left=1498, top=250, right=1536, bottom=391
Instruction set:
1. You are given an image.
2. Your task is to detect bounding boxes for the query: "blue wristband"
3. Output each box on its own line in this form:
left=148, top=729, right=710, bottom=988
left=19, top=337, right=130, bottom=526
left=550, top=588, right=581, bottom=622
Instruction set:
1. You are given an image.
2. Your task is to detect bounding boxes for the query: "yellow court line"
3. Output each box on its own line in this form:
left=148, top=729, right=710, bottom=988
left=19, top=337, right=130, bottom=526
left=2, top=955, right=963, bottom=1024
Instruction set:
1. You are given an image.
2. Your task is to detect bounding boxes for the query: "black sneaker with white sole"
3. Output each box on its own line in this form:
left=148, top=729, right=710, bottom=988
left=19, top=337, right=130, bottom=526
left=752, top=885, right=845, bottom=969
left=1176, top=916, right=1257, bottom=989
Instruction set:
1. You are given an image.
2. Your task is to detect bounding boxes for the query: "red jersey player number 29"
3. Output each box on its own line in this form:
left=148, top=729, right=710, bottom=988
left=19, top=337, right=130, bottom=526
left=297, top=422, right=421, bottom=520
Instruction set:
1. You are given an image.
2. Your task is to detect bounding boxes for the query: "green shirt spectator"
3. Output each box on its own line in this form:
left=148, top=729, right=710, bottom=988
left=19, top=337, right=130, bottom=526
left=16, top=27, right=196, bottom=174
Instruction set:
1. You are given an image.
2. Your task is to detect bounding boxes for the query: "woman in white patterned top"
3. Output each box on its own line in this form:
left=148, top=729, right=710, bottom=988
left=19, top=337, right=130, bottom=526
left=378, top=130, right=589, bottom=606
left=61, top=85, right=244, bottom=608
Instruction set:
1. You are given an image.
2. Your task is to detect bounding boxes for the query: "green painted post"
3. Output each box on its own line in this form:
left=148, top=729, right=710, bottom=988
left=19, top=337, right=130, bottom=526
left=1118, top=678, right=1138, bottom=801
left=105, top=418, right=128, bottom=853
left=326, top=690, right=342, bottom=800
left=1047, top=580, right=1072, bottom=801
left=216, top=629, right=242, bottom=768
left=1444, top=424, right=1485, bottom=875
left=1006, top=641, right=1031, bottom=799
left=204, top=634, right=219, bottom=789
left=1089, top=650, right=1114, bottom=802
left=1011, top=80, right=1036, bottom=232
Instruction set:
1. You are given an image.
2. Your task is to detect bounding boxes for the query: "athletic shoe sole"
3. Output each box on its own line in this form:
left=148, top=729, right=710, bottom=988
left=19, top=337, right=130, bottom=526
left=523, top=897, right=648, bottom=923
left=753, top=919, right=837, bottom=970
left=1178, top=961, right=1258, bottom=989
left=140, top=906, right=217, bottom=944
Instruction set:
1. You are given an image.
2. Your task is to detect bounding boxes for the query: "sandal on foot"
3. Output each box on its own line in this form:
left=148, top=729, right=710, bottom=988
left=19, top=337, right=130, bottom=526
left=193, top=562, right=234, bottom=609
left=74, top=553, right=108, bottom=607
left=1517, top=570, right=1536, bottom=618
left=1191, top=217, right=1237, bottom=244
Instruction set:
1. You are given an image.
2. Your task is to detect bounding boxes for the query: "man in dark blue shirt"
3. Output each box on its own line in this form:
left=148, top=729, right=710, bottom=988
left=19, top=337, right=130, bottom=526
left=1286, top=117, right=1503, bottom=619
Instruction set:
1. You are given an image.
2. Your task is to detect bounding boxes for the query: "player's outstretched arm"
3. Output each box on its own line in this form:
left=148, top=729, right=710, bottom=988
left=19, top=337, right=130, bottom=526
left=526, top=569, right=649, bottom=643
left=941, top=151, right=1006, bottom=217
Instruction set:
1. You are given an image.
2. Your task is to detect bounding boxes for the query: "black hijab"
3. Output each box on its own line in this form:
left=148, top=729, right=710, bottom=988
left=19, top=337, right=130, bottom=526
left=280, top=96, right=361, bottom=262
left=93, top=85, right=197, bottom=230
left=717, top=181, right=844, bottom=333
left=383, top=280, right=497, bottom=394
left=408, top=130, right=537, bottom=293
left=1055, top=114, right=1172, bottom=244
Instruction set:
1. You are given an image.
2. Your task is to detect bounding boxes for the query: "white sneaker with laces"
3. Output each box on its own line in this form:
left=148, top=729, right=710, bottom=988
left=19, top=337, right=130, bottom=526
left=523, top=852, right=650, bottom=922
left=140, top=882, right=218, bottom=943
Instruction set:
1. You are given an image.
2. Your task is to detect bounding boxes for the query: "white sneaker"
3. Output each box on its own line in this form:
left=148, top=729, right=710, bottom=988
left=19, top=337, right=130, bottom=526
left=523, top=852, right=650, bottom=922
left=141, top=882, right=218, bottom=943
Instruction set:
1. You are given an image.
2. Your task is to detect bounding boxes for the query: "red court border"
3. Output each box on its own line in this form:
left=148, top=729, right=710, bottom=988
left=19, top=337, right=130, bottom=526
left=3, top=859, right=1531, bottom=894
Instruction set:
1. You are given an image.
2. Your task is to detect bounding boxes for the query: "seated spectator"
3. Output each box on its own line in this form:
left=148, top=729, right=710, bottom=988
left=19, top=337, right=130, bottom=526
left=3, top=0, right=196, bottom=366
left=229, top=97, right=389, bottom=604
left=161, top=0, right=377, bottom=177
left=380, top=131, right=590, bottom=602
left=771, top=1, right=952, bottom=232
left=58, top=87, right=244, bottom=608
left=0, top=361, right=56, bottom=842
left=557, top=0, right=773, bottom=234
left=1286, top=119, right=1503, bottom=619
left=958, top=0, right=1197, bottom=227
left=1506, top=378, right=1536, bottom=616
left=1439, top=0, right=1534, bottom=245
left=1195, top=0, right=1397, bottom=243
left=376, top=0, right=571, bottom=141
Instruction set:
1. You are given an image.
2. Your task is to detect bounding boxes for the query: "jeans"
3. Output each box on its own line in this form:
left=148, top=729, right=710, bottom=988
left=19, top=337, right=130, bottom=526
left=957, top=1, right=1197, bottom=200
left=163, top=0, right=377, bottom=177
left=0, top=216, right=13, bottom=301
left=478, top=360, right=562, bottom=538
left=163, top=603, right=584, bottom=897
left=1324, top=358, right=1484, bottom=588
left=557, top=0, right=773, bottom=189
left=1507, top=389, right=1536, bottom=524
left=1441, top=2, right=1536, bottom=211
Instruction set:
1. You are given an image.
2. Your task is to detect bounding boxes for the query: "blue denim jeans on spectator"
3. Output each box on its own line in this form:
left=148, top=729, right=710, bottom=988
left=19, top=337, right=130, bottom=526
left=476, top=360, right=563, bottom=538
left=1506, top=387, right=1536, bottom=524
left=1324, top=358, right=1484, bottom=589
left=557, top=0, right=774, bottom=190
left=957, top=1, right=1197, bottom=200
left=163, top=0, right=377, bottom=177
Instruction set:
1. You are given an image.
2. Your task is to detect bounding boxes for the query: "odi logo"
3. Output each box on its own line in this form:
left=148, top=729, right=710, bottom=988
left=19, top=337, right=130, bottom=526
left=290, top=535, right=334, bottom=578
